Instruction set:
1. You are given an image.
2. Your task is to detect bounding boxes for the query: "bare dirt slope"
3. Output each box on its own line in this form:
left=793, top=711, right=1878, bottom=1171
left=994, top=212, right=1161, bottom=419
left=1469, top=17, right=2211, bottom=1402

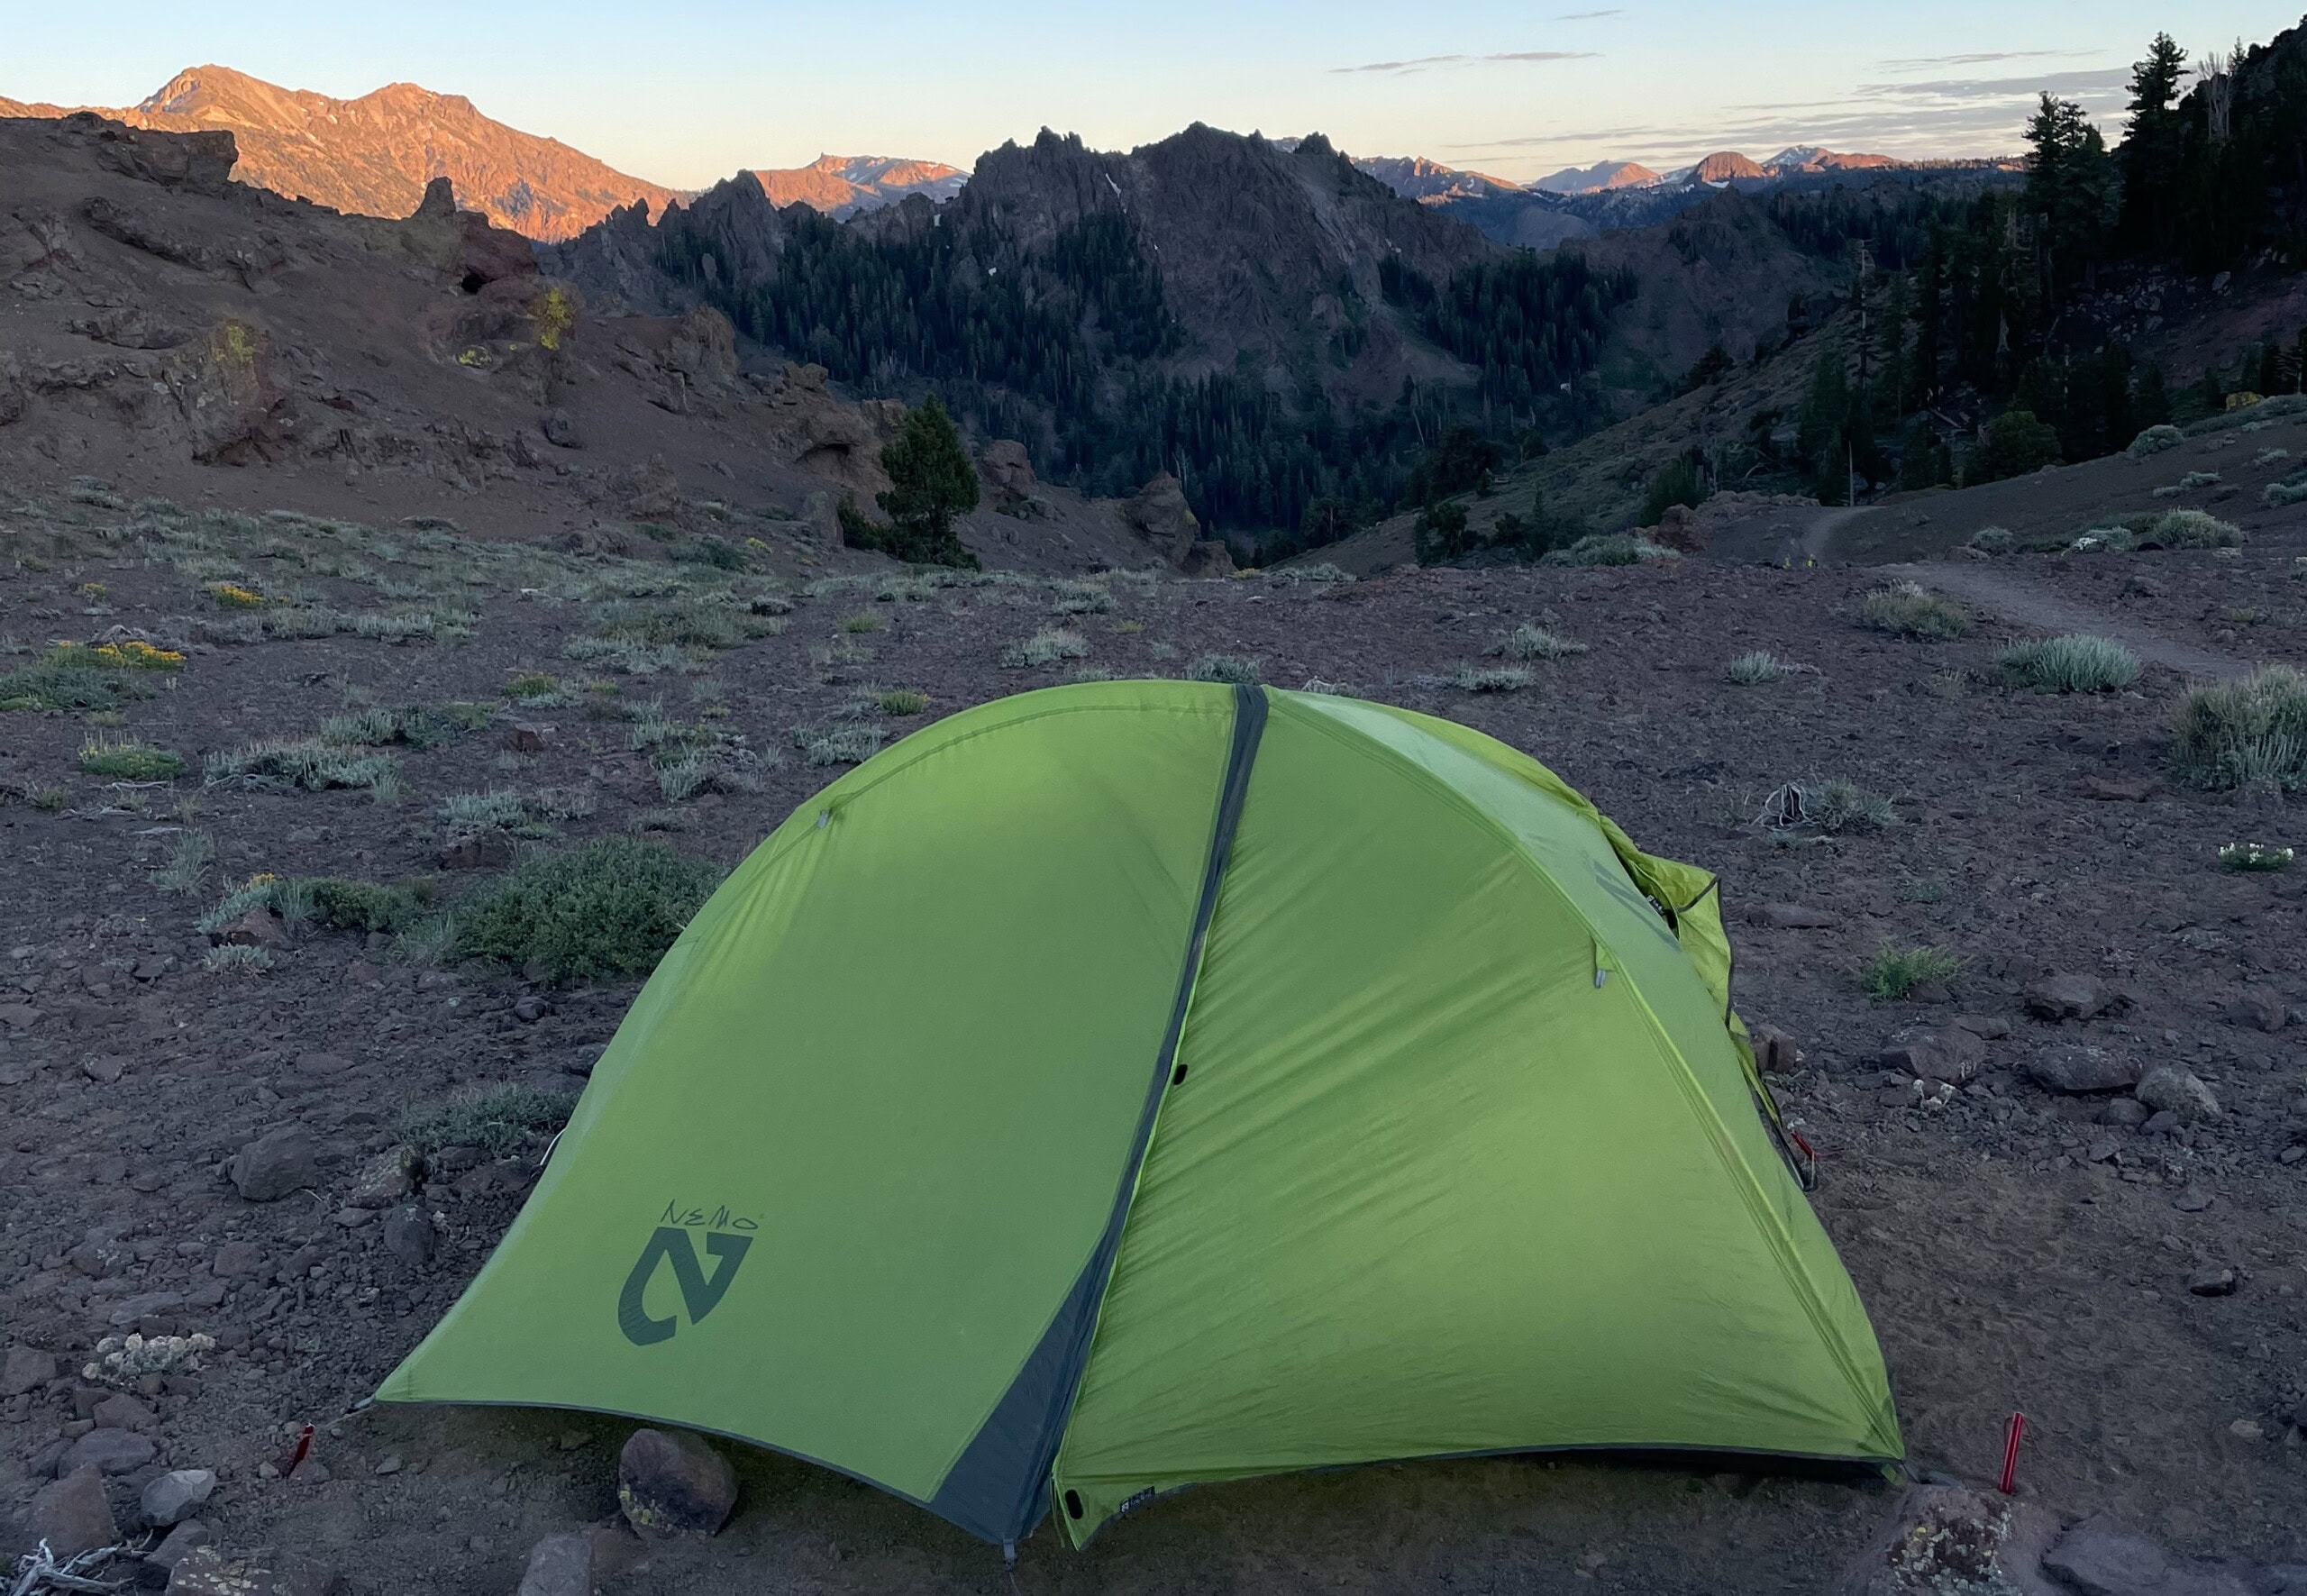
left=0, top=114, right=1165, bottom=579
left=0, top=477, right=2302, bottom=1593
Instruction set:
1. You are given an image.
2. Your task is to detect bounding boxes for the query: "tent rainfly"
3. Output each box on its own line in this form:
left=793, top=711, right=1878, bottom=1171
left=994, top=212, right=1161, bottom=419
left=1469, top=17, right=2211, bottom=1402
left=378, top=680, right=1901, bottom=1550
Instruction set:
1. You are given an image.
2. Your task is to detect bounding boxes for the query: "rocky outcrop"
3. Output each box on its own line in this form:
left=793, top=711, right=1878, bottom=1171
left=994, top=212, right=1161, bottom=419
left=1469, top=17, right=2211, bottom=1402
left=1125, top=472, right=1201, bottom=565
left=980, top=439, right=1036, bottom=506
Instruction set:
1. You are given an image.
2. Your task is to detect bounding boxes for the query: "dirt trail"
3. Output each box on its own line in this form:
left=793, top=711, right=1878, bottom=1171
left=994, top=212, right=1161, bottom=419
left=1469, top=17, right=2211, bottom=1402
left=1879, top=561, right=2253, bottom=679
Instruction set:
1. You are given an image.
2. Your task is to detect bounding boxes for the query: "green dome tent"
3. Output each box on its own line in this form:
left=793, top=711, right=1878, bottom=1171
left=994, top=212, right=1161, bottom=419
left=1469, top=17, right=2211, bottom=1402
left=377, top=680, right=1901, bottom=1549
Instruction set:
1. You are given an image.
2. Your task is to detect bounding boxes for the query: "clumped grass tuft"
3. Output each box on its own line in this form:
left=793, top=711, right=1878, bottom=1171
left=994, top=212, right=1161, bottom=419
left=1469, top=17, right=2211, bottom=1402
left=2144, top=508, right=2241, bottom=549
left=1996, top=634, right=2141, bottom=694
left=2219, top=842, right=2293, bottom=872
left=0, top=642, right=179, bottom=714
left=78, top=738, right=185, bottom=780
left=150, top=831, right=214, bottom=896
left=319, top=705, right=467, bottom=750
left=878, top=688, right=929, bottom=716
left=2126, top=424, right=2183, bottom=459
left=1968, top=526, right=2012, bottom=553
left=201, top=944, right=272, bottom=975
left=1448, top=663, right=1533, bottom=692
left=1540, top=534, right=1678, bottom=568
left=1757, top=779, right=1895, bottom=834
left=999, top=627, right=1091, bottom=669
left=1051, top=580, right=1116, bottom=616
left=451, top=837, right=719, bottom=984
left=439, top=789, right=528, bottom=833
left=402, top=1083, right=578, bottom=1160
left=1726, top=651, right=1797, bottom=685
left=2152, top=471, right=2221, bottom=497
left=506, top=670, right=560, bottom=700
left=1859, top=581, right=1972, bottom=640
left=1497, top=625, right=1587, bottom=661
left=1861, top=944, right=1963, bottom=1001
left=840, top=612, right=884, bottom=634
left=793, top=724, right=885, bottom=767
left=2170, top=664, right=2307, bottom=790
left=196, top=873, right=425, bottom=936
left=205, top=738, right=397, bottom=792
left=1186, top=653, right=1263, bottom=685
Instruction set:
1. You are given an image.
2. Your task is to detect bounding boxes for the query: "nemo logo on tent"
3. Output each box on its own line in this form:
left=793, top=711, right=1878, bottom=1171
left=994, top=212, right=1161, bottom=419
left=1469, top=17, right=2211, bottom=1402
left=617, top=1225, right=752, bottom=1345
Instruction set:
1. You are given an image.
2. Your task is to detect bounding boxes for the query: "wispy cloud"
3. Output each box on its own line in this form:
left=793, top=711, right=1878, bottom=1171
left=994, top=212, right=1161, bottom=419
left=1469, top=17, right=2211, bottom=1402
left=1875, top=49, right=2101, bottom=70
left=1331, top=50, right=1598, bottom=76
left=1455, top=65, right=2131, bottom=165
left=1554, top=8, right=1624, bottom=18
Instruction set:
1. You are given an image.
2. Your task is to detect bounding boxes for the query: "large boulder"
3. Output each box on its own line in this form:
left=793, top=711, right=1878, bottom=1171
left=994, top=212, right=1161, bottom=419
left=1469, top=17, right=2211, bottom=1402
left=2023, top=972, right=2121, bottom=1023
left=231, top=1128, right=318, bottom=1202
left=980, top=439, right=1037, bottom=506
left=30, top=1464, right=118, bottom=1558
left=1125, top=473, right=1201, bottom=566
left=2024, top=1044, right=2142, bottom=1095
left=665, top=306, right=739, bottom=393
left=2136, top=1065, right=2221, bottom=1123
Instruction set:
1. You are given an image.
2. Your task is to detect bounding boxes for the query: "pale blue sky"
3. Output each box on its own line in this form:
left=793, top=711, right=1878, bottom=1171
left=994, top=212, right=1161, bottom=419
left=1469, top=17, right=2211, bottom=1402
left=6, top=2, right=2296, bottom=185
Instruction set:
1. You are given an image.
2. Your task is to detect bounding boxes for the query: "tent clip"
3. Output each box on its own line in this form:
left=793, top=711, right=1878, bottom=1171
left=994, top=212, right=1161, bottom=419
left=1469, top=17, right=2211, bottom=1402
left=1592, top=968, right=1609, bottom=989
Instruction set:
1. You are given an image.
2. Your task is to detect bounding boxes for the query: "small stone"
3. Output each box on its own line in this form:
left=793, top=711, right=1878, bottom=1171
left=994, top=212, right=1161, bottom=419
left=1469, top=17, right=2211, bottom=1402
left=4, top=1344, right=56, bottom=1395
left=231, top=1127, right=318, bottom=1201
left=2099, top=1098, right=2151, bottom=1127
left=210, top=908, right=292, bottom=952
left=2137, top=1065, right=2221, bottom=1122
left=514, top=995, right=551, bottom=1023
left=2187, top=1268, right=2239, bottom=1296
left=539, top=407, right=582, bottom=449
left=2085, top=1138, right=2120, bottom=1163
left=2024, top=972, right=2120, bottom=1022
left=1949, top=1014, right=2011, bottom=1041
left=373, top=1453, right=403, bottom=1475
left=64, top=1425, right=156, bottom=1473
left=2026, top=1044, right=2142, bottom=1094
left=1876, top=1028, right=1986, bottom=1086
left=146, top=1518, right=213, bottom=1570
left=81, top=1053, right=125, bottom=1083
left=381, top=1205, right=436, bottom=1266
left=257, top=1460, right=280, bottom=1479
left=2084, top=773, right=2157, bottom=801
left=93, top=1391, right=154, bottom=1428
left=617, top=1427, right=738, bottom=1539
left=2172, top=1186, right=2215, bottom=1213
left=294, top=1051, right=353, bottom=1077
left=2282, top=1145, right=2305, bottom=1165
left=333, top=1207, right=375, bottom=1228
left=1748, top=903, right=1838, bottom=929
left=2234, top=985, right=2289, bottom=1034
left=505, top=724, right=549, bottom=755
left=2230, top=1419, right=2265, bottom=1440
left=107, top=1290, right=186, bottom=1328
left=213, top=1240, right=264, bottom=1278
left=29, top=1464, right=118, bottom=1558
left=2143, top=1109, right=2182, bottom=1136
left=515, top=1533, right=593, bottom=1596
left=141, top=1467, right=218, bottom=1526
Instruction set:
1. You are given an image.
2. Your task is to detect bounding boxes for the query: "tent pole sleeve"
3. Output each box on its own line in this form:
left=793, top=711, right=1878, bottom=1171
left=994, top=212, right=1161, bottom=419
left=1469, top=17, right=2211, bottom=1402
left=926, top=683, right=1269, bottom=1543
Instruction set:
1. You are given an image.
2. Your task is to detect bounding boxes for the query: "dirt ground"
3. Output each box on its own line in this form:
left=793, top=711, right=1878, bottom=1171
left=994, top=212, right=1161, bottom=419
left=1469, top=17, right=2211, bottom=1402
left=1, top=479, right=2303, bottom=1594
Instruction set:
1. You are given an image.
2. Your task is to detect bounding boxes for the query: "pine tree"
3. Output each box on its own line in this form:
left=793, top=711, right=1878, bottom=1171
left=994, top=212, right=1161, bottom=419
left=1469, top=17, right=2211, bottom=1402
left=2025, top=95, right=2119, bottom=302
left=854, top=394, right=981, bottom=568
left=2116, top=33, right=2190, bottom=255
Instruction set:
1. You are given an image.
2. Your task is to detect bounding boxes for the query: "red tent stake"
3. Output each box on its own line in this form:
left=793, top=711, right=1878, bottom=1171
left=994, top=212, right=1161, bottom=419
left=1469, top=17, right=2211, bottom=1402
left=1997, top=1411, right=2026, bottom=1494
left=287, top=1422, right=315, bottom=1477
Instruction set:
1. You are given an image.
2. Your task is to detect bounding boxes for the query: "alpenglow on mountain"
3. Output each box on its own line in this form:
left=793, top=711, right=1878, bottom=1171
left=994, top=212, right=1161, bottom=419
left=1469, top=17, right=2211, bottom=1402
left=0, top=65, right=964, bottom=239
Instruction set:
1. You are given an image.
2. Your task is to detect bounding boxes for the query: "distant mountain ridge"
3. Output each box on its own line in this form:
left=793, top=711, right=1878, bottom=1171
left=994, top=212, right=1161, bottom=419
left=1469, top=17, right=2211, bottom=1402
left=749, top=153, right=968, bottom=218
left=0, top=66, right=963, bottom=239
left=1530, top=159, right=1662, bottom=195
